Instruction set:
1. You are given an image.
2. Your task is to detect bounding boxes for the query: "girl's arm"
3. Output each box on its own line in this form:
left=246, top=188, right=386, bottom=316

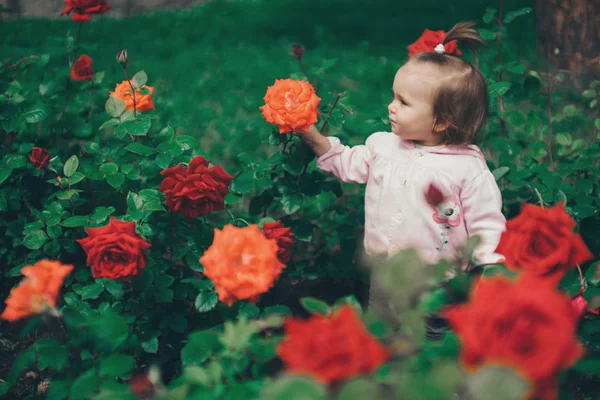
left=296, top=125, right=382, bottom=184
left=297, top=124, right=331, bottom=157
left=460, top=170, right=507, bottom=265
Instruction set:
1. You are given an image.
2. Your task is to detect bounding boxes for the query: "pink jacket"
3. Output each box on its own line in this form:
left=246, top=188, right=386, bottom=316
left=316, top=131, right=507, bottom=266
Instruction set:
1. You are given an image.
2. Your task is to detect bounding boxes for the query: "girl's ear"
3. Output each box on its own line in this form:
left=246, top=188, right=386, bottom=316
left=432, top=118, right=450, bottom=133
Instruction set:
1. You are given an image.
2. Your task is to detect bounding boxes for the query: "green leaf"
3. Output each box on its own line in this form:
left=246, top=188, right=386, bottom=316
left=573, top=357, right=600, bottom=377
left=37, top=339, right=68, bottom=371
left=504, top=7, right=532, bottom=23
left=478, top=28, right=496, bottom=41
left=6, top=155, right=27, bottom=169
left=106, top=173, right=125, bottom=188
left=583, top=89, right=597, bottom=98
left=81, top=283, right=105, bottom=300
left=22, top=107, right=49, bottom=123
left=8, top=347, right=37, bottom=383
left=105, top=96, right=126, bottom=118
left=556, top=132, right=573, bottom=146
left=491, top=166, right=509, bottom=181
left=563, top=104, right=581, bottom=117
left=84, top=142, right=101, bottom=154
left=594, top=119, right=600, bottom=130
left=195, top=291, right=218, bottom=312
left=99, top=354, right=135, bottom=378
left=230, top=170, right=255, bottom=195
left=61, top=216, right=89, bottom=227
left=182, top=336, right=214, bottom=366
left=572, top=204, right=597, bottom=220
left=261, top=376, right=326, bottom=400
left=92, top=71, right=105, bottom=85
left=0, top=167, right=11, bottom=185
left=69, top=172, right=85, bottom=185
left=156, top=125, right=174, bottom=143
left=338, top=379, right=380, bottom=400
left=99, top=162, right=119, bottom=175
left=87, top=311, right=129, bottom=350
left=125, top=143, right=157, bottom=156
left=489, top=82, right=511, bottom=97
left=131, top=70, right=148, bottom=88
left=141, top=337, right=159, bottom=353
left=559, top=269, right=583, bottom=297
left=70, top=371, right=100, bottom=400
left=23, top=230, right=48, bottom=249
left=175, top=135, right=198, bottom=151
left=99, top=118, right=120, bottom=130
left=483, top=8, right=496, bottom=23
left=419, top=287, right=450, bottom=314
left=119, top=119, right=151, bottom=136
left=465, top=365, right=530, bottom=400
left=46, top=380, right=71, bottom=400
left=56, top=189, right=80, bottom=200
left=585, top=261, right=600, bottom=286
left=281, top=193, right=303, bottom=215
left=300, top=297, right=331, bottom=316
left=63, top=155, right=79, bottom=177
left=155, top=153, right=171, bottom=169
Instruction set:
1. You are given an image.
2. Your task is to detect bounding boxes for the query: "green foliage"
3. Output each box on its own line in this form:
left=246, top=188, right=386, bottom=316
left=0, top=0, right=598, bottom=399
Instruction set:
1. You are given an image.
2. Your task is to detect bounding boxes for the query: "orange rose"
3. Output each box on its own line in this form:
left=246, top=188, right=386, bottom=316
left=109, top=81, right=155, bottom=112
left=200, top=224, right=285, bottom=306
left=278, top=306, right=391, bottom=384
left=260, top=78, right=321, bottom=134
left=1, top=260, right=73, bottom=322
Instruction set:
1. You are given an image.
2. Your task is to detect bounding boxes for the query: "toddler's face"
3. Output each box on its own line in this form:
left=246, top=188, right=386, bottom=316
left=388, top=62, right=441, bottom=146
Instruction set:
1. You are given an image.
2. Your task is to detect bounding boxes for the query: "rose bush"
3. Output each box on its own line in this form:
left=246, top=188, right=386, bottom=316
left=0, top=3, right=599, bottom=400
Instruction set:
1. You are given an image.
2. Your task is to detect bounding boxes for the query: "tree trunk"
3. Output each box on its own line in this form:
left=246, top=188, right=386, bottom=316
left=536, top=0, right=600, bottom=77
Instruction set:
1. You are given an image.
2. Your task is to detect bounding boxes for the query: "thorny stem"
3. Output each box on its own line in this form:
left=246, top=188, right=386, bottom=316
left=576, top=264, right=586, bottom=290
left=297, top=57, right=312, bottom=85
left=546, top=57, right=557, bottom=171
left=75, top=21, right=84, bottom=44
left=495, top=0, right=506, bottom=137
left=319, top=92, right=344, bottom=135
left=122, top=68, right=138, bottom=121
left=298, top=93, right=344, bottom=186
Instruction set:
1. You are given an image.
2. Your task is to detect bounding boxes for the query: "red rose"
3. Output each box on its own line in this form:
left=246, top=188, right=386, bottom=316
left=495, top=203, right=593, bottom=283
left=444, top=274, right=583, bottom=400
left=158, top=156, right=232, bottom=219
left=70, top=55, right=94, bottom=81
left=262, top=221, right=294, bottom=264
left=129, top=375, right=154, bottom=399
left=278, top=306, right=391, bottom=384
left=571, top=291, right=600, bottom=318
left=77, top=217, right=151, bottom=280
left=59, top=0, right=112, bottom=22
left=571, top=293, right=588, bottom=318
left=407, top=29, right=461, bottom=57
left=29, top=147, right=50, bottom=170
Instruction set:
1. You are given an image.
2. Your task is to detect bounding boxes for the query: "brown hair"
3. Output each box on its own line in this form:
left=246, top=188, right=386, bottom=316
left=408, top=22, right=489, bottom=145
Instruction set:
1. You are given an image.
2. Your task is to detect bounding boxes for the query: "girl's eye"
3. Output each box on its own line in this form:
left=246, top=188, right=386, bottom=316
left=400, top=99, right=407, bottom=106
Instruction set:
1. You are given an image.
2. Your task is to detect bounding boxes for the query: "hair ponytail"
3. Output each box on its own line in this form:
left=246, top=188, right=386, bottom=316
left=443, top=21, right=485, bottom=64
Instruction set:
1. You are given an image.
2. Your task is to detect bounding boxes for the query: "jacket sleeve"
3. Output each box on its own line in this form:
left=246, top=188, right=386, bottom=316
left=315, top=132, right=382, bottom=184
left=460, top=170, right=507, bottom=265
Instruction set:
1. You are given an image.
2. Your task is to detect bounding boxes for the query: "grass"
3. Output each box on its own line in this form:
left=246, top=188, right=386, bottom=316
left=0, top=0, right=536, bottom=170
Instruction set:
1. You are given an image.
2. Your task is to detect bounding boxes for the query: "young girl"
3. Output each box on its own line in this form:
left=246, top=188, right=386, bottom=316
left=297, top=22, right=506, bottom=326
